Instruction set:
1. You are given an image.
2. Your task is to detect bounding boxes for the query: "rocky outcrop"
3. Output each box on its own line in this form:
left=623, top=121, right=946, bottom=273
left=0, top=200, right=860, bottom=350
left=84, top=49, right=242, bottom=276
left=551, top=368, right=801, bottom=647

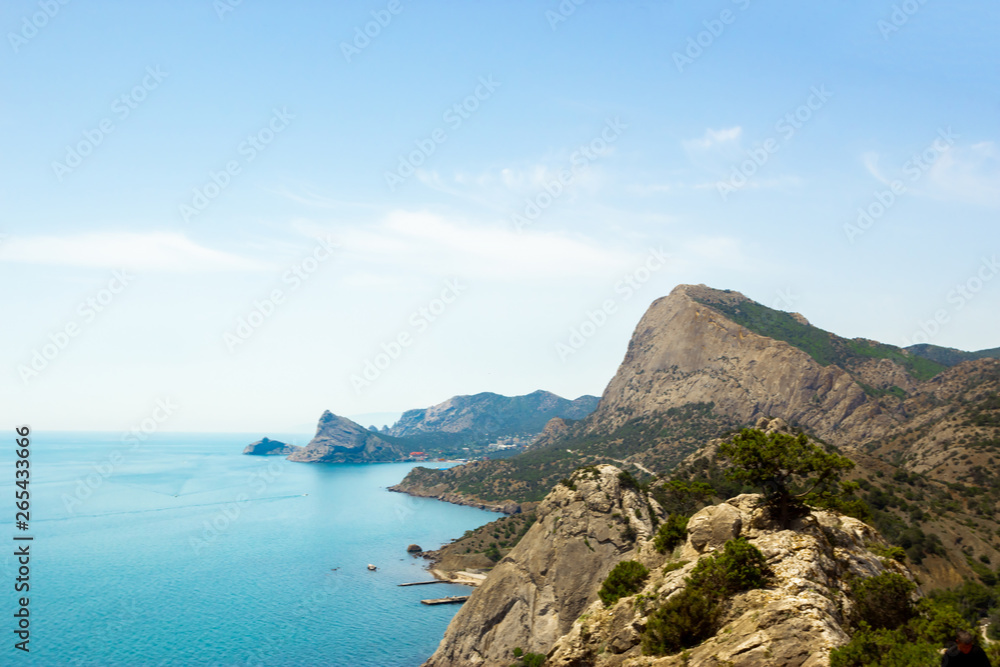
left=287, top=411, right=405, bottom=463
left=531, top=416, right=572, bottom=449
left=242, top=437, right=300, bottom=456
left=387, top=390, right=598, bottom=438
left=424, top=462, right=915, bottom=667
left=422, top=465, right=658, bottom=666
left=546, top=492, right=915, bottom=666
left=591, top=284, right=895, bottom=446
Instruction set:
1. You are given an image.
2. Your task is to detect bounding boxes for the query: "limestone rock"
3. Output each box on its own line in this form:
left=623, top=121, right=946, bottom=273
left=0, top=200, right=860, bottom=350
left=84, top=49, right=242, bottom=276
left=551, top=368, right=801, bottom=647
left=685, top=502, right=743, bottom=554
left=422, top=465, right=658, bottom=667
left=546, top=493, right=915, bottom=667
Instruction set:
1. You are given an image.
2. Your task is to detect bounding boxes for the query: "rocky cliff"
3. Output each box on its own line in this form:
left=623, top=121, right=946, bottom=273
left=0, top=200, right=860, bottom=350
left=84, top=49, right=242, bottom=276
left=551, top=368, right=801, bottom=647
left=388, top=390, right=599, bottom=438
left=242, top=437, right=301, bottom=456
left=423, top=463, right=915, bottom=667
left=287, top=411, right=405, bottom=463
left=423, top=464, right=659, bottom=666
left=590, top=284, right=897, bottom=446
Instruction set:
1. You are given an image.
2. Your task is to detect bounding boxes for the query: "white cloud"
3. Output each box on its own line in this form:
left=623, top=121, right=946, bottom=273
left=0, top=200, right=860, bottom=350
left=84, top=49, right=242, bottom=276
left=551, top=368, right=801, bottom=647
left=862, top=151, right=888, bottom=185
left=335, top=210, right=638, bottom=281
left=0, top=231, right=270, bottom=272
left=682, top=126, right=743, bottom=152
left=924, top=141, right=1000, bottom=208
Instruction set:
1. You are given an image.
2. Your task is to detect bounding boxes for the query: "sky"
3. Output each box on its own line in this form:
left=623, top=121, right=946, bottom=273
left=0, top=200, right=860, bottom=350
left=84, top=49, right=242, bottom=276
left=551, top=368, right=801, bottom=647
left=2, top=0, right=998, bottom=434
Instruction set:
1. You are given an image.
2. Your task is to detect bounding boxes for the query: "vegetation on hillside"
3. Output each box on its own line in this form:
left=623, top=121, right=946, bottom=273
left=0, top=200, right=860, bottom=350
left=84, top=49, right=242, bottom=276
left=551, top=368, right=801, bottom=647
left=906, top=343, right=1000, bottom=367
left=642, top=538, right=771, bottom=655
left=830, top=571, right=1000, bottom=666
left=717, top=428, right=855, bottom=527
left=692, top=296, right=947, bottom=385
left=397, top=402, right=736, bottom=504
left=428, top=512, right=537, bottom=569
left=598, top=560, right=650, bottom=607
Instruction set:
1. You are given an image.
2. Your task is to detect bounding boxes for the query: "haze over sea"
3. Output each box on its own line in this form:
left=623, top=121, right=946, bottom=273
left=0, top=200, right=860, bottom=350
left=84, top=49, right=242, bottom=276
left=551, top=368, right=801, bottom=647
left=0, top=432, right=497, bottom=666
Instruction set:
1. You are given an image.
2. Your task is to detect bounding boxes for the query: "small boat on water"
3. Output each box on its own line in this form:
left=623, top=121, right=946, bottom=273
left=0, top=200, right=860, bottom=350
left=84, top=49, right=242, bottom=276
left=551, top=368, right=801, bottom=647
left=367, top=564, right=378, bottom=571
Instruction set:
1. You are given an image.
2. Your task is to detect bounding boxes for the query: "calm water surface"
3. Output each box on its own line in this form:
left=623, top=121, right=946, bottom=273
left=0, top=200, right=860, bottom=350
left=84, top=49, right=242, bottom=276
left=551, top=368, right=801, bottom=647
left=0, top=432, right=498, bottom=666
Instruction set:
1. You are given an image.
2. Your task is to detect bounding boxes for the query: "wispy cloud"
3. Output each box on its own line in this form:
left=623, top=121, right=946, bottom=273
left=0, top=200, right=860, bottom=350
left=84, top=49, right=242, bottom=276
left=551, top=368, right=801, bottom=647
left=0, top=231, right=270, bottom=272
left=682, top=126, right=743, bottom=152
left=333, top=210, right=636, bottom=281
left=924, top=141, right=1000, bottom=208
left=860, top=140, right=1000, bottom=208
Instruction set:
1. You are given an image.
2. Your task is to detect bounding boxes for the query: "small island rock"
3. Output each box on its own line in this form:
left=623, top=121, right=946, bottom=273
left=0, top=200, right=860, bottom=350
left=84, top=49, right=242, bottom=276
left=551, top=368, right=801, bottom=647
left=243, top=437, right=302, bottom=456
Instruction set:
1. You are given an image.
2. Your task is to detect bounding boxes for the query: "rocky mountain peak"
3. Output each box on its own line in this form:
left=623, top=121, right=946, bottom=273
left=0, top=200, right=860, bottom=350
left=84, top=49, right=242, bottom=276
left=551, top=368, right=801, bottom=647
left=286, top=410, right=405, bottom=463
left=592, top=283, right=892, bottom=445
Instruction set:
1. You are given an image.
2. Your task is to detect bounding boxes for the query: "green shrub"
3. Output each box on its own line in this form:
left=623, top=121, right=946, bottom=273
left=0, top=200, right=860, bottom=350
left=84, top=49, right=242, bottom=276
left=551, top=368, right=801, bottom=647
left=599, top=560, right=650, bottom=607
left=691, top=537, right=771, bottom=596
left=831, top=595, right=973, bottom=667
left=829, top=625, right=941, bottom=667
left=870, top=545, right=906, bottom=562
left=849, top=572, right=915, bottom=631
left=642, top=587, right=720, bottom=655
left=559, top=478, right=576, bottom=491
left=662, top=560, right=689, bottom=574
left=521, top=654, right=545, bottom=667
left=654, top=514, right=689, bottom=553
left=642, top=538, right=770, bottom=654
left=618, top=471, right=640, bottom=492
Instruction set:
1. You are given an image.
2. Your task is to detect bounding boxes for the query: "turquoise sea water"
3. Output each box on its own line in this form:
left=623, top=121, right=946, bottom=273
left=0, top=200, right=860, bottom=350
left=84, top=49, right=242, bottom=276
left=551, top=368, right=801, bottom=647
left=0, top=432, right=498, bottom=666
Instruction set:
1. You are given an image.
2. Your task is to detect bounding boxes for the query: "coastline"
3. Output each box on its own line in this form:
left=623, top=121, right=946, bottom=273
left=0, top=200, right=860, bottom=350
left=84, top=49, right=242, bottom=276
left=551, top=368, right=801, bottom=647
left=387, top=482, right=524, bottom=515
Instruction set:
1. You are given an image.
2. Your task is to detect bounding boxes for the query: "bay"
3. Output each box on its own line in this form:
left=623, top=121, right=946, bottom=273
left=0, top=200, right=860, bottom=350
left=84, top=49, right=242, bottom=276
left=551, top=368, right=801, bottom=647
left=0, top=432, right=497, bottom=666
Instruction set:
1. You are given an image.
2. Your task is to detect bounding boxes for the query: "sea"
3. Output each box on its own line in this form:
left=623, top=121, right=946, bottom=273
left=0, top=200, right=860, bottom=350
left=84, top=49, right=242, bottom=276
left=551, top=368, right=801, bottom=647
left=0, top=431, right=499, bottom=666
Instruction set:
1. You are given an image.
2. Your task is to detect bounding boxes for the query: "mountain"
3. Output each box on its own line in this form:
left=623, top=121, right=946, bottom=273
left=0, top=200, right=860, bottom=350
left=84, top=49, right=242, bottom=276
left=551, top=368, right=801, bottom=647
left=422, top=463, right=918, bottom=667
left=242, top=437, right=300, bottom=456
left=395, top=284, right=1000, bottom=502
left=286, top=411, right=406, bottom=463
left=392, top=285, right=1000, bottom=589
left=260, top=390, right=599, bottom=464
left=905, top=343, right=1000, bottom=367
left=386, top=390, right=599, bottom=438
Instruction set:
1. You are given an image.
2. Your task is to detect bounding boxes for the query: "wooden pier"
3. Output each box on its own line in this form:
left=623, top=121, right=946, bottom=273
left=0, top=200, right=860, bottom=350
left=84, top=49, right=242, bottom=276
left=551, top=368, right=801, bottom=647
left=420, top=595, right=469, bottom=605
left=398, top=580, right=446, bottom=587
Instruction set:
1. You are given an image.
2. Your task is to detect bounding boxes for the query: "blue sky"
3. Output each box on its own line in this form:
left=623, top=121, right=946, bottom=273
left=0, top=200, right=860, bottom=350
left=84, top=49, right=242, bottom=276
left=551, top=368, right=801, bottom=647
left=3, top=0, right=998, bottom=433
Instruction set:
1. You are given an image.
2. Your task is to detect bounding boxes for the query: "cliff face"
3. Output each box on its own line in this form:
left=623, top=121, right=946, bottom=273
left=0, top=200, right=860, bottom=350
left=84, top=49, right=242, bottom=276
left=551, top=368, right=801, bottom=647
left=591, top=284, right=893, bottom=446
left=388, top=390, right=598, bottom=438
left=423, top=464, right=915, bottom=667
left=286, top=411, right=405, bottom=463
left=423, top=464, right=658, bottom=666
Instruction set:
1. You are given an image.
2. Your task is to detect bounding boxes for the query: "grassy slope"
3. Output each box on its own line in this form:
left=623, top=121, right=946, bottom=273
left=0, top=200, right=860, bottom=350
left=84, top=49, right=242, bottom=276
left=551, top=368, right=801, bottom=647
left=692, top=296, right=947, bottom=384
left=906, top=343, right=1000, bottom=367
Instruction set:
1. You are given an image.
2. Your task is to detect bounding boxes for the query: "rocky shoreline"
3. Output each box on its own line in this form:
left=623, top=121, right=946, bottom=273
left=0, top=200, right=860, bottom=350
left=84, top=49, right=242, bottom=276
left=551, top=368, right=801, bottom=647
left=387, top=481, right=524, bottom=515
